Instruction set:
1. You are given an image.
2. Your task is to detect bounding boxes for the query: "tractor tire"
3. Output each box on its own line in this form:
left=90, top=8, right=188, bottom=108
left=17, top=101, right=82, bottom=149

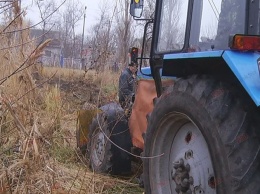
left=143, top=75, right=260, bottom=194
left=88, top=112, right=132, bottom=175
left=87, top=113, right=113, bottom=173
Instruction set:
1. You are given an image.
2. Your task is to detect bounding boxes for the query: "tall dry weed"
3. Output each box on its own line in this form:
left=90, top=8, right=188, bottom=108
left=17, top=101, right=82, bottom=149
left=0, top=3, right=55, bottom=193
left=0, top=3, right=142, bottom=194
left=94, top=68, right=120, bottom=102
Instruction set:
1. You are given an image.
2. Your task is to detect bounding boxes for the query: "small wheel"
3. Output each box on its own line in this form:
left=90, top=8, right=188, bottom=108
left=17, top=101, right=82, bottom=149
left=144, top=75, right=260, bottom=194
left=88, top=114, right=113, bottom=173
left=88, top=112, right=132, bottom=175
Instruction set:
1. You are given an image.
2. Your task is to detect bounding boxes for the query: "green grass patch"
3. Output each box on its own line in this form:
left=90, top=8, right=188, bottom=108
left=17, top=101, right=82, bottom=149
left=51, top=144, right=77, bottom=164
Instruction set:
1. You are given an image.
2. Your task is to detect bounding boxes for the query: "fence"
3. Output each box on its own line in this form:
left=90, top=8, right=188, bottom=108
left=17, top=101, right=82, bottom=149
left=40, top=56, right=82, bottom=69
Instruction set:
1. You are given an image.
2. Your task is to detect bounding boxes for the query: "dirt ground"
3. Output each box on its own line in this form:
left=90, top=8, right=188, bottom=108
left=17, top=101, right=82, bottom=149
left=46, top=77, right=103, bottom=110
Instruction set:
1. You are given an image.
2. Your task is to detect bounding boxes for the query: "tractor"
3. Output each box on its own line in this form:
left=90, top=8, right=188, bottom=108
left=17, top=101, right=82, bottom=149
left=128, top=0, right=260, bottom=194
left=77, top=0, right=260, bottom=193
left=76, top=47, right=174, bottom=175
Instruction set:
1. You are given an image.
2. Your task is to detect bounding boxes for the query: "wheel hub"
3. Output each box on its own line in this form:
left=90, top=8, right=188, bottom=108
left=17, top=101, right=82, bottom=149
left=92, top=131, right=106, bottom=166
left=171, top=158, right=193, bottom=193
left=170, top=122, right=215, bottom=194
left=147, top=113, right=217, bottom=194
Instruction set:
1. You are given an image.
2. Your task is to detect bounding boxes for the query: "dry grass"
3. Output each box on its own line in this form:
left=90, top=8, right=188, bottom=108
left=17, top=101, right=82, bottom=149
left=0, top=3, right=143, bottom=194
left=40, top=66, right=91, bottom=80
left=41, top=66, right=120, bottom=103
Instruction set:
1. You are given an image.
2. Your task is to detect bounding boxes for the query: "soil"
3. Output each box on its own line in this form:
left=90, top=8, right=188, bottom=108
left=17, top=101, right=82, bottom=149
left=50, top=78, right=100, bottom=109
left=38, top=76, right=109, bottom=111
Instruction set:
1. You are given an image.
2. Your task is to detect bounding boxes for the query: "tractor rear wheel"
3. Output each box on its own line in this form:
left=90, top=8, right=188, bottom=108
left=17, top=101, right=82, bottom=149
left=143, top=75, right=260, bottom=194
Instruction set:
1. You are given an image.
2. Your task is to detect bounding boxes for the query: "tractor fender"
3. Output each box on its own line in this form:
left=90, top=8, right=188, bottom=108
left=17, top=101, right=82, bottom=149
left=163, top=50, right=260, bottom=107
left=222, top=50, right=260, bottom=106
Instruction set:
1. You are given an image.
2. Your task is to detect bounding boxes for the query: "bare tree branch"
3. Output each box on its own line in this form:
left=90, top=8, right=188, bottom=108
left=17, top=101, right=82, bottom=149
left=1, top=0, right=67, bottom=35
left=0, top=39, right=51, bottom=85
left=1, top=10, right=24, bottom=33
left=0, top=24, right=55, bottom=51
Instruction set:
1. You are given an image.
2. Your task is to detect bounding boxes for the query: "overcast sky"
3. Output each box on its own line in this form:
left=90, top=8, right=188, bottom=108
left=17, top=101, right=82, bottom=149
left=22, top=0, right=112, bottom=34
left=22, top=0, right=221, bottom=39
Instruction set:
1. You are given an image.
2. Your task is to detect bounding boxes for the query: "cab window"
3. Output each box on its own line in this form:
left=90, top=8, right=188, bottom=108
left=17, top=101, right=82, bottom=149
left=157, top=0, right=189, bottom=52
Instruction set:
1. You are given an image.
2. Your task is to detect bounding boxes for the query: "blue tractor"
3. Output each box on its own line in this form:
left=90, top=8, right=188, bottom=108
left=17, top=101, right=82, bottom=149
left=130, top=0, right=260, bottom=193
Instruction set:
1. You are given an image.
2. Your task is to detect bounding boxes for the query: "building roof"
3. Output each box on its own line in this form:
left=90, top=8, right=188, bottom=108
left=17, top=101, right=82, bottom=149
left=30, top=28, right=62, bottom=48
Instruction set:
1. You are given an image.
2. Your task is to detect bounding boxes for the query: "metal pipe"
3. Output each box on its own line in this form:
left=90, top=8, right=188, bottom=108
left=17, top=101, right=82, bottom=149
left=81, top=6, right=87, bottom=70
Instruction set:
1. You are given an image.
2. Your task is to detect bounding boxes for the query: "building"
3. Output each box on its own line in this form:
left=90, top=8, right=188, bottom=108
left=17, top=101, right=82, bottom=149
left=30, top=29, right=63, bottom=67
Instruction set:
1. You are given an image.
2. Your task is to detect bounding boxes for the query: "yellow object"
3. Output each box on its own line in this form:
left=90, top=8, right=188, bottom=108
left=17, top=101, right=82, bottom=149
left=76, top=109, right=101, bottom=148
left=134, top=0, right=140, bottom=3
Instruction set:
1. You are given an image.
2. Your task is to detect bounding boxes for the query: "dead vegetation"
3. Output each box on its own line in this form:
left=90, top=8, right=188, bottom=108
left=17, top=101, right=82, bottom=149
left=0, top=2, right=143, bottom=194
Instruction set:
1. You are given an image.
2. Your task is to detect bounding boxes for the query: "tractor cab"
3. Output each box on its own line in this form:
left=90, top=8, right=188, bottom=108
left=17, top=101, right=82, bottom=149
left=131, top=0, right=259, bottom=53
left=130, top=1, right=260, bottom=194
left=131, top=0, right=260, bottom=99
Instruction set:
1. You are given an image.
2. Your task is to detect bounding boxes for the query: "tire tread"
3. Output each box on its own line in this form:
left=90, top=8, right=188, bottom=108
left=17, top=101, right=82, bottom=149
left=144, top=75, right=260, bottom=193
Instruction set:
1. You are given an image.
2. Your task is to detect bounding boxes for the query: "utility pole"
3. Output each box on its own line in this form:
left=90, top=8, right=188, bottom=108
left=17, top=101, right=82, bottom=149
left=81, top=6, right=87, bottom=70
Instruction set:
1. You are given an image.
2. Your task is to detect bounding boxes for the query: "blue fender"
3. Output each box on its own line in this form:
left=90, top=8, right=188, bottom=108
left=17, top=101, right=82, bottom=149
left=137, top=66, right=177, bottom=81
left=163, top=50, right=260, bottom=107
left=222, top=51, right=260, bottom=106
